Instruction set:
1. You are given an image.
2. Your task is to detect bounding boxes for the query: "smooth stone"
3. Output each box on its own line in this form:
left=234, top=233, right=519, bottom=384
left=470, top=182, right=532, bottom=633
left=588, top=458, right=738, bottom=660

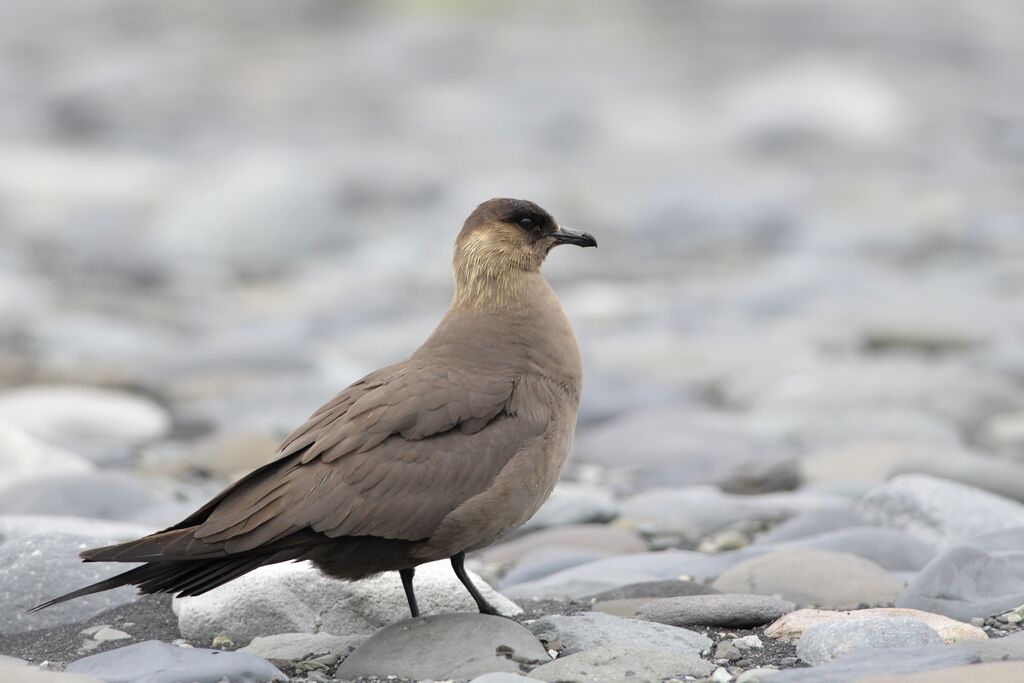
left=151, top=151, right=342, bottom=276
left=980, top=410, right=1024, bottom=460
left=238, top=632, right=364, bottom=661
left=617, top=486, right=847, bottom=540
left=520, top=482, right=619, bottom=532
left=0, top=472, right=166, bottom=521
left=636, top=594, right=795, bottom=628
left=0, top=663, right=102, bottom=683
left=719, top=60, right=907, bottom=145
left=0, top=385, right=171, bottom=456
left=796, top=617, right=944, bottom=665
left=712, top=549, right=903, bottom=609
left=889, top=452, right=1024, bottom=503
left=858, top=474, right=1024, bottom=544
left=765, top=527, right=937, bottom=572
left=500, top=548, right=611, bottom=587
left=799, top=441, right=975, bottom=486
left=0, top=534, right=140, bottom=634
left=93, top=627, right=131, bottom=641
left=725, top=358, right=1024, bottom=427
left=854, top=660, right=1024, bottom=682
left=764, top=608, right=988, bottom=644
left=65, top=640, right=285, bottom=683
left=571, top=408, right=797, bottom=494
left=786, top=410, right=962, bottom=454
left=0, top=514, right=154, bottom=544
left=527, top=612, right=711, bottom=655
left=584, top=579, right=721, bottom=602
left=503, top=551, right=742, bottom=600
left=143, top=428, right=279, bottom=479
left=590, top=598, right=653, bottom=618
left=470, top=675, right=535, bottom=683
left=478, top=524, right=647, bottom=566
left=0, top=422, right=94, bottom=488
left=528, top=646, right=713, bottom=681
left=755, top=507, right=864, bottom=544
left=174, top=559, right=520, bottom=644
left=335, top=614, right=549, bottom=681
left=737, top=668, right=781, bottom=683
left=766, top=632, right=1024, bottom=682
left=896, top=527, right=1024, bottom=620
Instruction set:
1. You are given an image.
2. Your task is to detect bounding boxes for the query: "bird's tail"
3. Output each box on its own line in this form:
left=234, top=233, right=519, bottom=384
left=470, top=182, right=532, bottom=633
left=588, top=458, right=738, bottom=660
left=29, top=555, right=273, bottom=613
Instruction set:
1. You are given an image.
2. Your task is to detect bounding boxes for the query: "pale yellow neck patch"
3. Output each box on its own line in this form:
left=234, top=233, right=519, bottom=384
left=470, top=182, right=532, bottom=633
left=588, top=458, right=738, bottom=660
left=451, top=226, right=542, bottom=312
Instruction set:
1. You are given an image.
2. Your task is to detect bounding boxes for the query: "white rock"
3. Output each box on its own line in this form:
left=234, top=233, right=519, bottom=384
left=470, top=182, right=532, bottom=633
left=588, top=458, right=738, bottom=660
left=795, top=617, right=943, bottom=665
left=711, top=666, right=734, bottom=683
left=0, top=385, right=171, bottom=454
left=174, top=560, right=521, bottom=645
left=0, top=422, right=94, bottom=488
left=734, top=635, right=764, bottom=650
left=858, top=474, right=1024, bottom=544
left=717, top=61, right=909, bottom=146
left=92, top=627, right=130, bottom=641
left=764, top=608, right=987, bottom=644
left=980, top=411, right=1024, bottom=459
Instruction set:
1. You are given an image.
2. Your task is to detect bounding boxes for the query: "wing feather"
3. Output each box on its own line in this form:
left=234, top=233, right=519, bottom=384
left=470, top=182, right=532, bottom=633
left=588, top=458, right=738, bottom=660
left=184, top=359, right=539, bottom=553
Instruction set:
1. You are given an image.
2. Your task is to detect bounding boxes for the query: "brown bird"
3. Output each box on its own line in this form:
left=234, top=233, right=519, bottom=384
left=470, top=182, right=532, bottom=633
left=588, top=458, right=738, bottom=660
left=33, top=198, right=596, bottom=618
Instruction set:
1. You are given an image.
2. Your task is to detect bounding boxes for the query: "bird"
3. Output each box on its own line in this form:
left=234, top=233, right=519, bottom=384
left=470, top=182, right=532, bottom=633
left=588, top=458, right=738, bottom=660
left=32, top=197, right=596, bottom=619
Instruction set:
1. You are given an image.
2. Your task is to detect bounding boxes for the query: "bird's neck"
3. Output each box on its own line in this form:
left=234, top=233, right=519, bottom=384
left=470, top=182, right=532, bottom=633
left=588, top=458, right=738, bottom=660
left=451, top=261, right=542, bottom=315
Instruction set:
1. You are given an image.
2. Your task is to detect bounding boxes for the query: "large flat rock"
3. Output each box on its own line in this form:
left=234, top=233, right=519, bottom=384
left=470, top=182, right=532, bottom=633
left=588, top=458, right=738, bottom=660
left=335, top=614, right=549, bottom=681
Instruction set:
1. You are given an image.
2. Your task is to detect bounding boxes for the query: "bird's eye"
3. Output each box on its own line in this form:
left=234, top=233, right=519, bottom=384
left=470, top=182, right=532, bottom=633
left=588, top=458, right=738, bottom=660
left=518, top=217, right=535, bottom=230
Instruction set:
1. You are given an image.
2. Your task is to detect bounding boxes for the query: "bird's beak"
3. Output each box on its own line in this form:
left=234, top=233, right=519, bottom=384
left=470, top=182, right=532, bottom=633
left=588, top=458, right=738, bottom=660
left=551, top=226, right=598, bottom=248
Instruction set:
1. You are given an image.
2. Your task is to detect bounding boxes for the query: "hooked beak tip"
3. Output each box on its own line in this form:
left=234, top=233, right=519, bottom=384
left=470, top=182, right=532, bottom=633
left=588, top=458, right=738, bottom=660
left=551, top=227, right=598, bottom=248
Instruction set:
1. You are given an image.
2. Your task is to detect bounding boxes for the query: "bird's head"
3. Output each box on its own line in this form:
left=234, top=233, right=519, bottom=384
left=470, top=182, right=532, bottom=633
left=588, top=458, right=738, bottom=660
left=455, top=198, right=596, bottom=277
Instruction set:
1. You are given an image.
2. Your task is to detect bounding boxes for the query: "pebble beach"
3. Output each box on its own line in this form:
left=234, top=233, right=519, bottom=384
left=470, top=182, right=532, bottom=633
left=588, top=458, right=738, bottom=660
left=2, top=1, right=1024, bottom=681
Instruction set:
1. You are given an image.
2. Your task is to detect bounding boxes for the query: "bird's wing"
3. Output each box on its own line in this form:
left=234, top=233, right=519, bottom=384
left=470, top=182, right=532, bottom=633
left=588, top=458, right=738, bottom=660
left=140, top=359, right=544, bottom=557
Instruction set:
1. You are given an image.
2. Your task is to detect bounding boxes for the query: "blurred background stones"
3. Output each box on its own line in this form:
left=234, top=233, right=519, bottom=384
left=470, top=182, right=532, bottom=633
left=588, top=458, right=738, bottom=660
left=2, top=0, right=1024, bottom=680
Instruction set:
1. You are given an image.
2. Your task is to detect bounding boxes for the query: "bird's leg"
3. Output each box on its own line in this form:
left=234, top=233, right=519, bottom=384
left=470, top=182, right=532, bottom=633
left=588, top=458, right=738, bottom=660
left=400, top=567, right=419, bottom=618
left=451, top=552, right=499, bottom=615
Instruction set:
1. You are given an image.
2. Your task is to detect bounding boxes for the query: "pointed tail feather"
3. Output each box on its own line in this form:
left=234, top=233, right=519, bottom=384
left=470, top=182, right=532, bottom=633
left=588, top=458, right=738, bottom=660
left=30, top=553, right=295, bottom=613
left=28, top=564, right=155, bottom=613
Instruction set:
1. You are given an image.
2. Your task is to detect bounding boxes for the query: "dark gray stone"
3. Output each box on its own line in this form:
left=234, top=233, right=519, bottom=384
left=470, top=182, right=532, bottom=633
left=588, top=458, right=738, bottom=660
left=769, top=632, right=1024, bottom=682
left=897, top=527, right=1024, bottom=620
left=636, top=594, right=795, bottom=628
left=795, top=617, right=943, bottom=665
left=585, top=580, right=721, bottom=602
left=527, top=612, right=710, bottom=655
left=0, top=473, right=164, bottom=521
left=528, top=647, right=713, bottom=682
left=335, top=614, right=549, bottom=681
left=0, top=534, right=140, bottom=634
left=65, top=640, right=285, bottom=683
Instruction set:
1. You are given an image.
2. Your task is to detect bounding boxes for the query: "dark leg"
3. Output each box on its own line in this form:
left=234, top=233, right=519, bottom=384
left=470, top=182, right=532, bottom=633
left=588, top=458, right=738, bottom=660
left=451, top=552, right=499, bottom=615
left=400, top=567, right=419, bottom=618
